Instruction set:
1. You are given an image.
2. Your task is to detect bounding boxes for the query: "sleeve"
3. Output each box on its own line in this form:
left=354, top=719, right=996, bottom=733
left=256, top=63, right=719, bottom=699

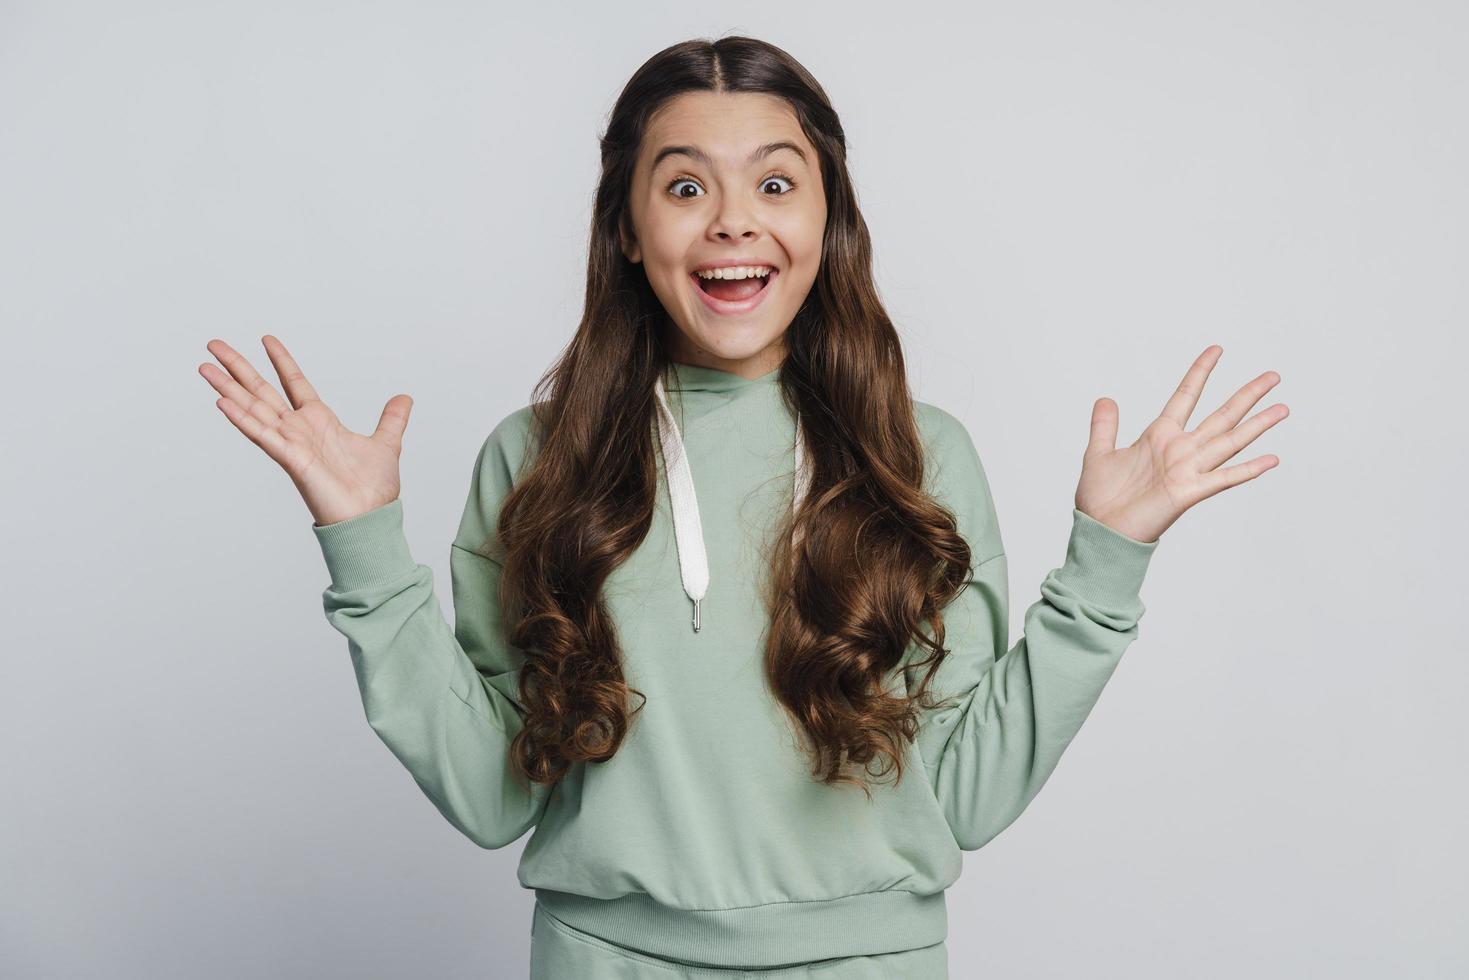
left=309, top=407, right=553, bottom=849
left=907, top=407, right=1159, bottom=852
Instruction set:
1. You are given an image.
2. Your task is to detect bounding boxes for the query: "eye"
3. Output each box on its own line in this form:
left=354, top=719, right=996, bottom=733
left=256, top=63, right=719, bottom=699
left=666, top=176, right=704, bottom=199
left=761, top=172, right=798, bottom=195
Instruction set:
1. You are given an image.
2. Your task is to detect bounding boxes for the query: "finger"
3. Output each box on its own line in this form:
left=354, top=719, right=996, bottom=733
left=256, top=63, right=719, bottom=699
left=199, top=361, right=287, bottom=430
left=1192, top=370, right=1282, bottom=444
left=372, top=394, right=413, bottom=451
left=260, top=335, right=323, bottom=411
left=1197, top=402, right=1290, bottom=473
left=1158, top=344, right=1223, bottom=428
left=1191, top=452, right=1280, bottom=504
left=214, top=394, right=293, bottom=467
left=205, top=339, right=292, bottom=418
left=1084, top=396, right=1120, bottom=460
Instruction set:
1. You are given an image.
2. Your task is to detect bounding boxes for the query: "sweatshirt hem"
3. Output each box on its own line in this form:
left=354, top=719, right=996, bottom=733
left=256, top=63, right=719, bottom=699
left=532, top=886, right=947, bottom=968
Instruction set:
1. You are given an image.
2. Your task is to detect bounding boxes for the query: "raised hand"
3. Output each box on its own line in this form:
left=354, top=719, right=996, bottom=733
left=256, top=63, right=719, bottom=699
left=1075, top=344, right=1287, bottom=544
left=199, top=335, right=414, bottom=527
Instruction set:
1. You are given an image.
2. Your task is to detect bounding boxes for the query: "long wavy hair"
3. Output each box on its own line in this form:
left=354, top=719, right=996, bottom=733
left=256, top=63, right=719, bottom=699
left=493, top=35, right=973, bottom=799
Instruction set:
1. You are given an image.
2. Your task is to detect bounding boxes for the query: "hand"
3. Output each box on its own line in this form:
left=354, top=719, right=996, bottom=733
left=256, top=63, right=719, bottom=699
left=199, top=335, right=414, bottom=527
left=1075, top=345, right=1287, bottom=544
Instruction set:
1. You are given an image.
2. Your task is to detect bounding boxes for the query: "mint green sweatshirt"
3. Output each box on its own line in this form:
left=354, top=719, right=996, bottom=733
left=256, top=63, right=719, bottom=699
left=311, top=362, right=1159, bottom=967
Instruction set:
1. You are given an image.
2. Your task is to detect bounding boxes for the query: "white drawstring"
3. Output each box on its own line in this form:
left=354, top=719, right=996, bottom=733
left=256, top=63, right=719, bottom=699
left=653, top=375, right=810, bottom=633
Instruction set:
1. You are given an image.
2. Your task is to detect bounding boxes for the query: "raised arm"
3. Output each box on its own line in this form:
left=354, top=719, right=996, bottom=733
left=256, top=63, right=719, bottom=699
left=910, top=345, right=1286, bottom=851
left=312, top=408, right=553, bottom=849
left=908, top=406, right=1158, bottom=851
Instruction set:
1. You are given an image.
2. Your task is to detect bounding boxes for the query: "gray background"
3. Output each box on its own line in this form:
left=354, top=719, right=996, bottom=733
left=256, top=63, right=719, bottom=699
left=3, top=0, right=1464, bottom=977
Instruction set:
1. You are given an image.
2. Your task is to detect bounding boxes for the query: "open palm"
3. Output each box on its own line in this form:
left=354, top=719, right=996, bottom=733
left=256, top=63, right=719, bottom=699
left=1076, top=345, right=1288, bottom=544
left=198, top=335, right=414, bottom=527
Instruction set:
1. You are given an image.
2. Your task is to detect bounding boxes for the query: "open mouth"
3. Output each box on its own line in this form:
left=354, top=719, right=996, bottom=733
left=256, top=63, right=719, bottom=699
left=689, top=268, right=778, bottom=314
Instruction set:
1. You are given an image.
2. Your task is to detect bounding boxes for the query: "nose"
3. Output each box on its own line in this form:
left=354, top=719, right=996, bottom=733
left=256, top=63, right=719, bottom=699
left=706, top=194, right=762, bottom=242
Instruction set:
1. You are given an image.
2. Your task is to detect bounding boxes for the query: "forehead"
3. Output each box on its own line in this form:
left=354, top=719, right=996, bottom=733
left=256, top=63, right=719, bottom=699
left=640, top=91, right=813, bottom=170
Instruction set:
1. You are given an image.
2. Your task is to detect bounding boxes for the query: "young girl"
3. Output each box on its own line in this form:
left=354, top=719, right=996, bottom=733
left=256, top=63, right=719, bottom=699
left=200, top=35, right=1285, bottom=980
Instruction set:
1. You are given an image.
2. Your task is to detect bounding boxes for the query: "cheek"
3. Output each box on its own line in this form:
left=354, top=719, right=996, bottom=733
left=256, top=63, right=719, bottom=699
left=643, top=224, right=698, bottom=280
left=775, top=209, right=825, bottom=270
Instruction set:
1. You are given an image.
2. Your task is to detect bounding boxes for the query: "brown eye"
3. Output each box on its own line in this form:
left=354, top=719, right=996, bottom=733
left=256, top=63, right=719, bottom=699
left=666, top=177, right=704, bottom=199
left=762, top=174, right=797, bottom=195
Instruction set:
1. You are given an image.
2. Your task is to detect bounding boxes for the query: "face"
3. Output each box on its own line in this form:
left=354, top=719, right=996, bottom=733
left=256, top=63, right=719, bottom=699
left=620, top=91, right=827, bottom=379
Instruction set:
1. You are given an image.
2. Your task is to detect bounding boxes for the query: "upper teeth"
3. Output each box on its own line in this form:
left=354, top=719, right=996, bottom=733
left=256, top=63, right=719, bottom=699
left=695, top=266, right=773, bottom=280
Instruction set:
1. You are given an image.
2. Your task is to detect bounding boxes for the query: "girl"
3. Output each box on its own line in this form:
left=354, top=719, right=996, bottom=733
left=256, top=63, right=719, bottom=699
left=199, top=35, right=1286, bottom=980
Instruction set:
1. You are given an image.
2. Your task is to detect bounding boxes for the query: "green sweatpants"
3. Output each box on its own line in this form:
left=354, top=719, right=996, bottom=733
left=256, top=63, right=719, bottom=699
left=529, top=902, right=949, bottom=978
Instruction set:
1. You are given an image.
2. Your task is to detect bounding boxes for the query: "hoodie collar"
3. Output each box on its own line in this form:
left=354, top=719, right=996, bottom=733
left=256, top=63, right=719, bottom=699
left=653, top=366, right=810, bottom=633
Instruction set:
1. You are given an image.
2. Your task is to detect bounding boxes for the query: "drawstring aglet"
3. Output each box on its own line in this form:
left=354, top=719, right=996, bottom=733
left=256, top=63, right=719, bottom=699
left=692, top=598, right=702, bottom=633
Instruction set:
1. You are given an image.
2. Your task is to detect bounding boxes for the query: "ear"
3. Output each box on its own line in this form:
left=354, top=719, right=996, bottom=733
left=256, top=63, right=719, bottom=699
left=618, top=214, right=642, bottom=264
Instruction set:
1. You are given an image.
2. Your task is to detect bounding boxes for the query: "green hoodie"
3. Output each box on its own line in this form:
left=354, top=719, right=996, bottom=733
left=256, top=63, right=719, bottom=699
left=310, top=362, right=1159, bottom=967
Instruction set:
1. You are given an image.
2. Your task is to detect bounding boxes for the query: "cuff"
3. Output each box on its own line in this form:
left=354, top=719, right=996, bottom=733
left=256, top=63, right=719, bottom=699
left=311, top=497, right=418, bottom=591
left=1052, top=507, right=1159, bottom=611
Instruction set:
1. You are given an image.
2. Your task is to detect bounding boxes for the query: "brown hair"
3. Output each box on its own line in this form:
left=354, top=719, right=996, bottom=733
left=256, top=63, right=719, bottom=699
left=494, top=36, right=972, bottom=799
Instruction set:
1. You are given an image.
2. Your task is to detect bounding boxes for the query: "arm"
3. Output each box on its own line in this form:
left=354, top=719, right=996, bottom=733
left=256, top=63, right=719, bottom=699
left=311, top=409, right=552, bottom=849
left=909, top=408, right=1158, bottom=852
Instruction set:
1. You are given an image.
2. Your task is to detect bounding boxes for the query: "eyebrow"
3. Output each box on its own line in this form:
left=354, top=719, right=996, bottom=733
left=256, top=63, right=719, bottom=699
left=650, top=140, right=808, bottom=172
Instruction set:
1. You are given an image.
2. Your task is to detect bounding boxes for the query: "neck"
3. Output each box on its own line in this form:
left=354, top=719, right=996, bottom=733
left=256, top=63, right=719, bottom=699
left=663, top=331, right=787, bottom=381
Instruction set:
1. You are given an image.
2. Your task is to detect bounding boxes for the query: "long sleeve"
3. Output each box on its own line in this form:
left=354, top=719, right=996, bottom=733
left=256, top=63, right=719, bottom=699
left=909, top=407, right=1159, bottom=852
left=311, top=408, right=552, bottom=849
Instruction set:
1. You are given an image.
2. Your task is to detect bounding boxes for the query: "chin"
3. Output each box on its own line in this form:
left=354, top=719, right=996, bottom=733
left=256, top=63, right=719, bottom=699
left=681, top=321, right=786, bottom=358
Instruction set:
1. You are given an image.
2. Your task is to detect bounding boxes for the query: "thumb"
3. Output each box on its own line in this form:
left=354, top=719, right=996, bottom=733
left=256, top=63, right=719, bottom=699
left=373, top=393, right=413, bottom=450
left=1084, top=396, right=1119, bottom=460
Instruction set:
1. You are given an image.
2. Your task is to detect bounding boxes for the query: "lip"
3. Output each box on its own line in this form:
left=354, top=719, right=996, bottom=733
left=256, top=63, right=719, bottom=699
left=689, top=267, right=778, bottom=316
